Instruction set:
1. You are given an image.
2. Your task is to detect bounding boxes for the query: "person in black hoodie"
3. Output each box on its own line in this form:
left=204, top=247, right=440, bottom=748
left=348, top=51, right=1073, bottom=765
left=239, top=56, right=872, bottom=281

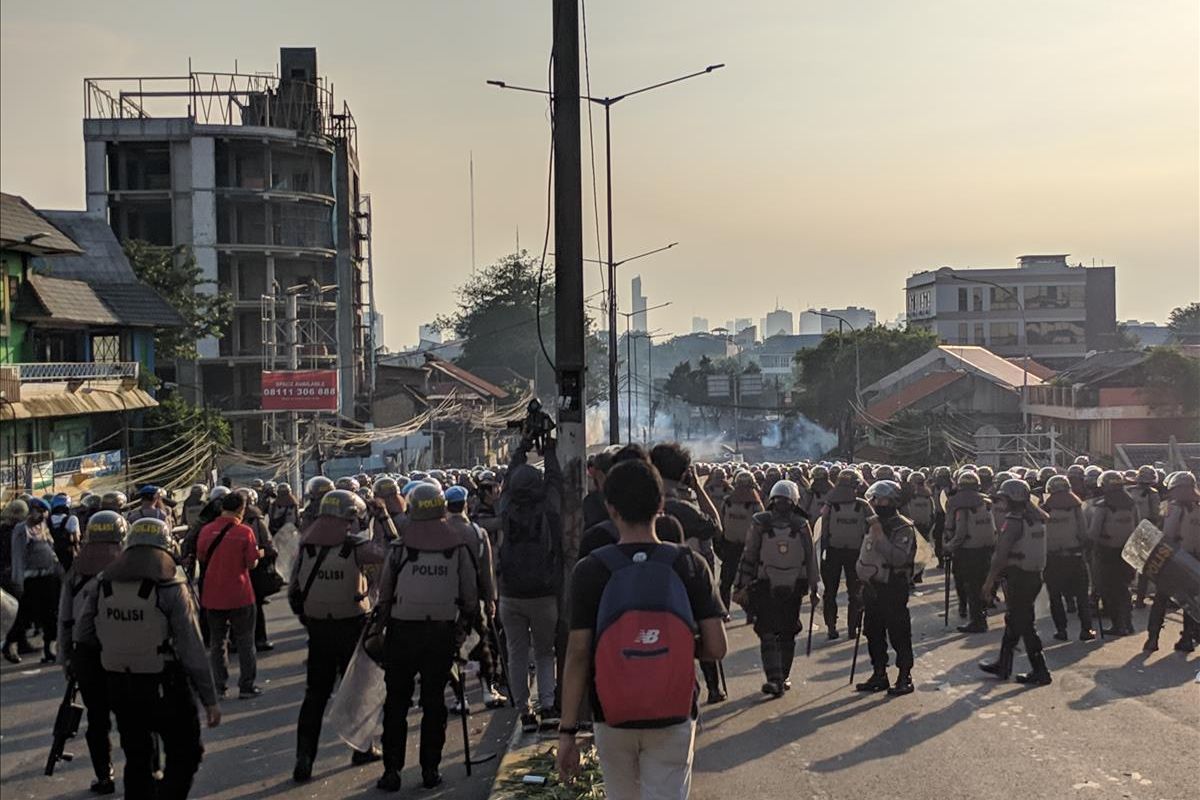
left=496, top=436, right=563, bottom=733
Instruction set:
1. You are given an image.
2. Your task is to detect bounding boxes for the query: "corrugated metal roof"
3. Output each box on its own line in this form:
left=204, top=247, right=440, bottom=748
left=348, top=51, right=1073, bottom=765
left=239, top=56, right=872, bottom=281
left=4, top=383, right=157, bottom=420
left=1053, top=350, right=1147, bottom=386
left=16, top=274, right=121, bottom=326
left=425, top=355, right=509, bottom=400
left=1005, top=357, right=1057, bottom=381
left=0, top=193, right=82, bottom=255
left=31, top=212, right=137, bottom=282
left=937, top=346, right=1045, bottom=389
left=863, top=372, right=965, bottom=422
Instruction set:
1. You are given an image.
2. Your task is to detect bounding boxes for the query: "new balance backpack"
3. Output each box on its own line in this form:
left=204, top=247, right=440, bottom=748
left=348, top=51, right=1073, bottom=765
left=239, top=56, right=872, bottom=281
left=591, top=544, right=697, bottom=728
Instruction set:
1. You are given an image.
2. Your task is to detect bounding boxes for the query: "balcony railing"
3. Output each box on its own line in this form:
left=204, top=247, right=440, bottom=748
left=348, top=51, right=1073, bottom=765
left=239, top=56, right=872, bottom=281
left=11, top=362, right=140, bottom=383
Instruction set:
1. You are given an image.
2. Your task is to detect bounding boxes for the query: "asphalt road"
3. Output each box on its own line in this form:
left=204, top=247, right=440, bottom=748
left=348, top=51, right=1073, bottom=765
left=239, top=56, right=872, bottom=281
left=2, top=566, right=1196, bottom=799
left=0, top=601, right=516, bottom=800
left=690, top=566, right=1199, bottom=800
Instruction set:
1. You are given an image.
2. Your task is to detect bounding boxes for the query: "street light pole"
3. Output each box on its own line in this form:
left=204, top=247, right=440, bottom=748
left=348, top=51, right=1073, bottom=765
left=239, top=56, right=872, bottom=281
left=489, top=64, right=723, bottom=445
left=813, top=311, right=860, bottom=461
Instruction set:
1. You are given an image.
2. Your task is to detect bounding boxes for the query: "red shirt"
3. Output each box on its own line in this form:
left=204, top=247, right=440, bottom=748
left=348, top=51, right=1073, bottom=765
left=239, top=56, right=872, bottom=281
left=197, top=517, right=259, bottom=610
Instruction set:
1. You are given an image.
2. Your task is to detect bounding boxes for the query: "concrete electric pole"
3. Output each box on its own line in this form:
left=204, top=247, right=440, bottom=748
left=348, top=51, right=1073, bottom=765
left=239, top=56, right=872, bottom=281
left=552, top=0, right=586, bottom=563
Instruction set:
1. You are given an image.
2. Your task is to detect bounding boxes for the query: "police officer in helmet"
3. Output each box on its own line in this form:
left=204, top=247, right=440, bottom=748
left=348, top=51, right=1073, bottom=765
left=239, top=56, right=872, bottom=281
left=75, top=517, right=221, bottom=799
left=733, top=479, right=818, bottom=697
left=290, top=489, right=386, bottom=783
left=855, top=480, right=918, bottom=696
left=58, top=510, right=128, bottom=794
left=980, top=479, right=1052, bottom=686
left=373, top=482, right=478, bottom=792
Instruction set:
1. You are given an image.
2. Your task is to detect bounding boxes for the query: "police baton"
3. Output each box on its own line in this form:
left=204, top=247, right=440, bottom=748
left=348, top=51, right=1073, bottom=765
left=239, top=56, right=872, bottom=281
left=943, top=554, right=951, bottom=628
left=805, top=595, right=816, bottom=657
left=452, top=661, right=497, bottom=775
left=848, top=606, right=864, bottom=685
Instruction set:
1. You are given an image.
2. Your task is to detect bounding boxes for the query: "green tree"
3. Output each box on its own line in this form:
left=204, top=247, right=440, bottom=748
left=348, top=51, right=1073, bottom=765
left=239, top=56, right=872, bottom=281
left=793, top=326, right=938, bottom=453
left=1167, top=302, right=1200, bottom=345
left=124, top=241, right=233, bottom=360
left=138, top=396, right=231, bottom=482
left=1141, top=347, right=1200, bottom=415
left=434, top=252, right=607, bottom=404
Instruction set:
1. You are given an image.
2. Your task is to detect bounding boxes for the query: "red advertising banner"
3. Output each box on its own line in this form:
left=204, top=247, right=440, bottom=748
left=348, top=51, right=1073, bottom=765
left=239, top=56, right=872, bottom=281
left=261, top=370, right=339, bottom=412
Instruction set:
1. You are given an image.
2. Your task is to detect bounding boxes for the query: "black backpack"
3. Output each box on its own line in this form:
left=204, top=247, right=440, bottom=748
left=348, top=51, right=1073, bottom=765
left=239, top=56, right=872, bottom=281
left=498, top=505, right=560, bottom=597
left=49, top=515, right=78, bottom=571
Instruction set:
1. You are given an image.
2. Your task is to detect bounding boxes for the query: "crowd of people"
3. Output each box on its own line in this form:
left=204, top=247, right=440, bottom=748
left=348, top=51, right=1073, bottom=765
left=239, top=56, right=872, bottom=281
left=1, top=440, right=1197, bottom=799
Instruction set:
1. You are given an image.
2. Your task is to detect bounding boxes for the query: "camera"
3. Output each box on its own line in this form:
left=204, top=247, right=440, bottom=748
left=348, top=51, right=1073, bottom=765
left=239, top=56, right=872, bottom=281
left=507, top=398, right=556, bottom=454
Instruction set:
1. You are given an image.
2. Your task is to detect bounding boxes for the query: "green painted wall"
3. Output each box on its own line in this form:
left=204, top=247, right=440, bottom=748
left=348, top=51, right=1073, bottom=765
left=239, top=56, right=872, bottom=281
left=0, top=250, right=27, bottom=363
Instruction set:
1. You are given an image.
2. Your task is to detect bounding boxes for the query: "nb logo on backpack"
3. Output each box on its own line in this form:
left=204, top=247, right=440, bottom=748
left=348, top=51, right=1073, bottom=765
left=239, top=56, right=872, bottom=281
left=634, top=628, right=660, bottom=645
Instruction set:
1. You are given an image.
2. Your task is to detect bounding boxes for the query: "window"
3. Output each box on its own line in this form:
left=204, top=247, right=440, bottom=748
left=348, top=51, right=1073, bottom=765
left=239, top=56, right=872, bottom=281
left=972, top=288, right=983, bottom=312
left=1025, top=321, right=1084, bottom=345
left=958, top=288, right=968, bottom=311
left=973, top=323, right=985, bottom=344
left=989, top=286, right=1019, bottom=310
left=990, top=322, right=1019, bottom=346
left=92, top=335, right=120, bottom=362
left=957, top=323, right=968, bottom=344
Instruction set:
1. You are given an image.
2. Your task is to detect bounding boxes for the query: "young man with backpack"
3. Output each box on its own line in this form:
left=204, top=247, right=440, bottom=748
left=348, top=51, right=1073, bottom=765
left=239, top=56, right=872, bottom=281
left=557, top=458, right=727, bottom=800
left=497, top=436, right=563, bottom=732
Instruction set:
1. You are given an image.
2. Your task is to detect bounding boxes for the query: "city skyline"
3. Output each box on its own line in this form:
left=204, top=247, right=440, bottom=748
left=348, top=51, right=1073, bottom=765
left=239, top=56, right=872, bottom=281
left=2, top=1, right=1197, bottom=350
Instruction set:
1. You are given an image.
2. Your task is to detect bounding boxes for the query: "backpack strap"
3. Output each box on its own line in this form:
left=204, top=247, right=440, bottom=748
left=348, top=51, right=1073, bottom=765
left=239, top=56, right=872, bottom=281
left=137, top=579, right=155, bottom=599
left=648, top=544, right=682, bottom=566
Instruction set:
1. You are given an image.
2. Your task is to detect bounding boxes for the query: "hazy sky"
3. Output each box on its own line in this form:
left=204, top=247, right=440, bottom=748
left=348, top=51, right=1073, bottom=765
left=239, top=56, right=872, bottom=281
left=3, top=1, right=1197, bottom=349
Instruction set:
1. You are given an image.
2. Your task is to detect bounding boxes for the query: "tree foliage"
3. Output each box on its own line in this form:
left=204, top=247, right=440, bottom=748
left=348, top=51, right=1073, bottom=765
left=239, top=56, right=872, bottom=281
left=1167, top=302, right=1200, bottom=345
left=124, top=241, right=233, bottom=361
left=434, top=252, right=607, bottom=404
left=1141, top=346, right=1200, bottom=415
left=140, top=396, right=231, bottom=456
left=792, top=326, right=938, bottom=429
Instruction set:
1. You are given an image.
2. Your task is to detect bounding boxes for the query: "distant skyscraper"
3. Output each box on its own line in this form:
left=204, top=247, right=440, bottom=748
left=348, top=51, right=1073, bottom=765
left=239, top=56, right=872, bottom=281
left=692, top=316, right=710, bottom=334
left=764, top=308, right=794, bottom=338
left=418, top=323, right=443, bottom=345
left=631, top=275, right=648, bottom=332
left=734, top=317, right=752, bottom=335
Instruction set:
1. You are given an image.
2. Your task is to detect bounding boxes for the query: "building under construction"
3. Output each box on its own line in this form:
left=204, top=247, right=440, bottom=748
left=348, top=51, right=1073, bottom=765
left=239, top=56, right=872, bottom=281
left=82, top=47, right=375, bottom=453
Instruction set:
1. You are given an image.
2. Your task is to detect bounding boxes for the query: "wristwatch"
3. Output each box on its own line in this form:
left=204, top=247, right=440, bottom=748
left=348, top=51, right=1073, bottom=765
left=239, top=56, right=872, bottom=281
left=558, top=725, right=579, bottom=736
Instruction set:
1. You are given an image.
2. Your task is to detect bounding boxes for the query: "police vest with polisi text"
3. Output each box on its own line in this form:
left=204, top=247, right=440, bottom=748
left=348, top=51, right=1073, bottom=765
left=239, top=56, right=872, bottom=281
left=856, top=514, right=916, bottom=584
left=297, top=539, right=370, bottom=620
left=390, top=520, right=466, bottom=622
left=1003, top=512, right=1047, bottom=572
left=722, top=499, right=756, bottom=544
left=1045, top=507, right=1084, bottom=553
left=956, top=500, right=997, bottom=549
left=825, top=499, right=871, bottom=549
left=95, top=578, right=172, bottom=674
left=1097, top=500, right=1137, bottom=549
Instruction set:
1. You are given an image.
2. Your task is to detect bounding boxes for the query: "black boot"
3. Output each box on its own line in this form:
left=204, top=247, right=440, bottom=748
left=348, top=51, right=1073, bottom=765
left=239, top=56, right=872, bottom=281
left=1015, top=651, right=1052, bottom=686
left=957, top=621, right=987, bottom=634
left=887, top=668, right=914, bottom=696
left=1143, top=633, right=1159, bottom=652
left=351, top=746, right=382, bottom=765
left=979, top=645, right=1014, bottom=679
left=855, top=668, right=890, bottom=693
left=422, top=767, right=443, bottom=789
left=2, top=642, right=20, bottom=664
left=40, top=640, right=56, bottom=665
left=376, top=750, right=403, bottom=792
left=1175, top=635, right=1196, bottom=653
left=89, top=766, right=115, bottom=795
left=293, top=738, right=317, bottom=783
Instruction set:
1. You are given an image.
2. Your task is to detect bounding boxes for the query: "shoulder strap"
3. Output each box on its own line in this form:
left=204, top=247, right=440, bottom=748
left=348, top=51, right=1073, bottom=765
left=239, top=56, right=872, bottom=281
left=137, top=578, right=155, bottom=599
left=206, top=521, right=237, bottom=561
left=298, top=545, right=334, bottom=607
left=649, top=543, right=681, bottom=566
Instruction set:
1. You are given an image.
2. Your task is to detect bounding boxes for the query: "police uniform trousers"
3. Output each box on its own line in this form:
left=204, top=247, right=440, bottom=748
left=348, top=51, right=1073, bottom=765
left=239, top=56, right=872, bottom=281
left=297, top=616, right=367, bottom=757
left=930, top=511, right=946, bottom=564
left=717, top=540, right=743, bottom=612
left=820, top=547, right=860, bottom=633
left=107, top=666, right=203, bottom=800
left=1147, top=594, right=1200, bottom=643
left=954, top=547, right=993, bottom=626
left=4, top=574, right=60, bottom=648
left=862, top=578, right=913, bottom=671
left=75, top=645, right=114, bottom=782
left=1044, top=551, right=1093, bottom=634
left=382, top=620, right=456, bottom=772
left=1096, top=546, right=1134, bottom=629
left=999, top=568, right=1044, bottom=657
left=751, top=582, right=804, bottom=683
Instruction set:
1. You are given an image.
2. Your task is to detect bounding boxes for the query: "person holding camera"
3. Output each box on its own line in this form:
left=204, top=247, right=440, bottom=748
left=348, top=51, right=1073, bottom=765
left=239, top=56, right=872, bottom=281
left=289, top=489, right=386, bottom=783
left=497, top=418, right=564, bottom=733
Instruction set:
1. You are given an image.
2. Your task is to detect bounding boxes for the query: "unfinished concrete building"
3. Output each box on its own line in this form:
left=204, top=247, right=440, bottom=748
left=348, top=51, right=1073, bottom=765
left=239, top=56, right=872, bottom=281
left=82, top=47, right=374, bottom=451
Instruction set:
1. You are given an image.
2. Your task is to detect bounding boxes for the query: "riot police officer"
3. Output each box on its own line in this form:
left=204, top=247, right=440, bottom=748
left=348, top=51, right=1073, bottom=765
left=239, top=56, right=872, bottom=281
left=58, top=510, right=128, bottom=794
left=819, top=468, right=871, bottom=640
left=300, top=476, right=335, bottom=529
left=290, top=489, right=386, bottom=782
left=1088, top=470, right=1141, bottom=636
left=980, top=479, right=1052, bottom=686
left=75, top=518, right=221, bottom=799
left=943, top=471, right=996, bottom=633
left=374, top=483, right=478, bottom=792
left=734, top=480, right=818, bottom=697
left=854, top=480, right=918, bottom=696
left=1042, top=475, right=1096, bottom=641
left=1145, top=471, right=1200, bottom=652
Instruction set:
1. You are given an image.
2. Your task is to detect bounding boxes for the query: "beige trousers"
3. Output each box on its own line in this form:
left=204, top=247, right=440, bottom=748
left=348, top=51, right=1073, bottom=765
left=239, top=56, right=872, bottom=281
left=593, top=720, right=697, bottom=800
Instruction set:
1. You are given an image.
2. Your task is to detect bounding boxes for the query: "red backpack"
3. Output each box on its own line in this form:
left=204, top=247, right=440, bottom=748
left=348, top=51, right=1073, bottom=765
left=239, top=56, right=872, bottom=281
left=591, top=543, right=698, bottom=728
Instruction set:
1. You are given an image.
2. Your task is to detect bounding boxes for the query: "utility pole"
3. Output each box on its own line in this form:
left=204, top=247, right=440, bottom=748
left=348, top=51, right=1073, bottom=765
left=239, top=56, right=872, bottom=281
left=285, top=289, right=302, bottom=493
left=552, top=0, right=586, bottom=564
